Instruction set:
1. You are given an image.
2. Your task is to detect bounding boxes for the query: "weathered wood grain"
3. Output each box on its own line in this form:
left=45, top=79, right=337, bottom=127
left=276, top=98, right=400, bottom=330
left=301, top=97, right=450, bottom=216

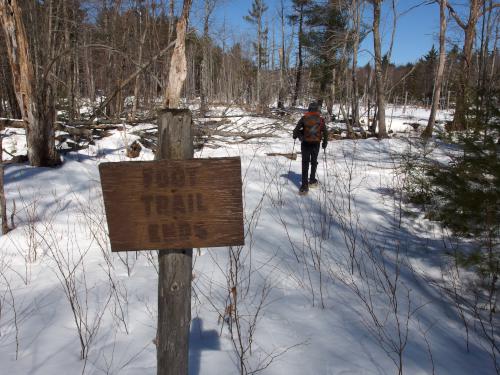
left=155, top=108, right=191, bottom=375
left=99, top=157, right=244, bottom=251
left=0, top=123, right=8, bottom=234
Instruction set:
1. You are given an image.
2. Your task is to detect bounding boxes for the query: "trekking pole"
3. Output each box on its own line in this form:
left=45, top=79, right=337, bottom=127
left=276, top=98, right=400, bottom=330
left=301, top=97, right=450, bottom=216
left=322, top=147, right=328, bottom=191
left=287, top=139, right=297, bottom=185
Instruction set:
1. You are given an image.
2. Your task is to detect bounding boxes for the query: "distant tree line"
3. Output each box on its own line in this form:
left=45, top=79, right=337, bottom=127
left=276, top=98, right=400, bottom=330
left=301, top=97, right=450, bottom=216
left=0, top=0, right=499, bottom=165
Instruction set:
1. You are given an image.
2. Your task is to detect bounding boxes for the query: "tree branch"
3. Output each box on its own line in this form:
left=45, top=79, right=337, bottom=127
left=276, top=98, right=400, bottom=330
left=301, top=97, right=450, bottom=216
left=91, top=41, right=175, bottom=119
left=446, top=1, right=467, bottom=30
left=480, top=3, right=500, bottom=18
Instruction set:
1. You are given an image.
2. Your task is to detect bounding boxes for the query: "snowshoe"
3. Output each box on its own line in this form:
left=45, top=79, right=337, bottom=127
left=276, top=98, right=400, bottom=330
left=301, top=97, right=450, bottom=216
left=299, top=184, right=309, bottom=195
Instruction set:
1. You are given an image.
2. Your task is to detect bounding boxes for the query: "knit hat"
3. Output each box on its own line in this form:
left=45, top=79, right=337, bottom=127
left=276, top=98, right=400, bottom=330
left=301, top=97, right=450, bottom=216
left=308, top=102, right=319, bottom=112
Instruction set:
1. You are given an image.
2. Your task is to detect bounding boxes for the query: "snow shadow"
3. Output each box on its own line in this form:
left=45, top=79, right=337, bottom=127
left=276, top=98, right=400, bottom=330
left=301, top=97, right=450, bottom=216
left=281, top=171, right=302, bottom=188
left=189, top=317, right=220, bottom=375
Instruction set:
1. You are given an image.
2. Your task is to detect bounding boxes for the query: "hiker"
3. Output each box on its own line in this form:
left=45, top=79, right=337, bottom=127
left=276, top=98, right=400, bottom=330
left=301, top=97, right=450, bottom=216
left=293, top=101, right=328, bottom=194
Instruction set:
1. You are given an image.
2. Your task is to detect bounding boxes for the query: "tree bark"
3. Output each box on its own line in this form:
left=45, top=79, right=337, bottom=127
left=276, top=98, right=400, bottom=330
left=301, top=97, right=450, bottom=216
left=0, top=0, right=60, bottom=166
left=0, top=124, right=8, bottom=234
left=446, top=0, right=490, bottom=130
left=164, top=0, right=193, bottom=108
left=423, top=0, right=447, bottom=138
left=372, top=0, right=388, bottom=138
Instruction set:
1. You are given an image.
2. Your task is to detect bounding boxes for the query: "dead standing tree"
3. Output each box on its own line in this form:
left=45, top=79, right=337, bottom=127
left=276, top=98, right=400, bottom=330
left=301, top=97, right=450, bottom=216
left=0, top=0, right=60, bottom=167
left=164, top=0, right=193, bottom=108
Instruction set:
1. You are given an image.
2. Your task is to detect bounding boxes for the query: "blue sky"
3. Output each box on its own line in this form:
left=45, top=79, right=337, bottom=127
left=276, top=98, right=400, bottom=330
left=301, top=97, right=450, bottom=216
left=190, top=0, right=444, bottom=66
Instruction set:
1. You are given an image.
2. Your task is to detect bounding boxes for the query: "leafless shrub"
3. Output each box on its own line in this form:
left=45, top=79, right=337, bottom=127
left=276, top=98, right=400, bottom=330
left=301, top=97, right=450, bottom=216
left=142, top=251, right=159, bottom=275
left=74, top=187, right=130, bottom=334
left=38, top=217, right=112, bottom=365
left=397, top=138, right=500, bottom=373
left=94, top=332, right=151, bottom=375
left=431, top=229, right=500, bottom=373
left=6, top=190, right=48, bottom=284
left=317, top=141, right=430, bottom=375
left=193, top=149, right=298, bottom=375
left=0, top=258, right=20, bottom=360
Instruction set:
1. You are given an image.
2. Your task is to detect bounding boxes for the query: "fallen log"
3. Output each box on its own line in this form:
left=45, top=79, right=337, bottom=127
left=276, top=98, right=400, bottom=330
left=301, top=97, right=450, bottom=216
left=64, top=116, right=157, bottom=127
left=0, top=118, right=26, bottom=128
left=211, top=131, right=276, bottom=140
left=266, top=152, right=298, bottom=160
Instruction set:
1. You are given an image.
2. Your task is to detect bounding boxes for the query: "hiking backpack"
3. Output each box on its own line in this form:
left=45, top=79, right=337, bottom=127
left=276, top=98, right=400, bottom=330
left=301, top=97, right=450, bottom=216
left=303, top=113, right=323, bottom=143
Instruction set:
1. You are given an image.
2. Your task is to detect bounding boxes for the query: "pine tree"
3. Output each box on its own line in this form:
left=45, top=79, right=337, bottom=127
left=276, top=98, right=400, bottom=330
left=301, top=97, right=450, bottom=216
left=244, top=0, right=268, bottom=108
left=406, top=89, right=499, bottom=307
left=291, top=1, right=347, bottom=103
left=423, top=45, right=438, bottom=101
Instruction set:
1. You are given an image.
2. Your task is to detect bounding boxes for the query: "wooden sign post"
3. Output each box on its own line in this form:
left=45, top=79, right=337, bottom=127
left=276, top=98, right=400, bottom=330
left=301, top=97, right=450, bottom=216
left=0, top=123, right=8, bottom=234
left=99, top=109, right=244, bottom=375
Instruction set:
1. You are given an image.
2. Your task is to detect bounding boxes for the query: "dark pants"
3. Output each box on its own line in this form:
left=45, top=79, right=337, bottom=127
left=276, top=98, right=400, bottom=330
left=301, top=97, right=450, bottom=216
left=301, top=142, right=320, bottom=186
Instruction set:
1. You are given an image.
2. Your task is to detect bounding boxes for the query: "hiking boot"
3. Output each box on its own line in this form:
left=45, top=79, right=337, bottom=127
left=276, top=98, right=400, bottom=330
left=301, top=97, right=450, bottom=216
left=299, top=184, right=309, bottom=195
left=308, top=178, right=319, bottom=187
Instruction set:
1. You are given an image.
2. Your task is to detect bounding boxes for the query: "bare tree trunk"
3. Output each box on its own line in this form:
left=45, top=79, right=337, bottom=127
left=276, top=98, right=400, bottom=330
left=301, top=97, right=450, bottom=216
left=3, top=61, right=21, bottom=118
left=292, top=4, right=304, bottom=107
left=446, top=0, right=493, bottom=130
left=478, top=0, right=495, bottom=113
left=256, top=7, right=262, bottom=108
left=164, top=0, right=193, bottom=108
left=133, top=1, right=149, bottom=119
left=0, top=0, right=60, bottom=166
left=490, top=17, right=499, bottom=82
left=168, top=0, right=175, bottom=46
left=351, top=0, right=361, bottom=127
left=423, top=0, right=447, bottom=138
left=278, top=0, right=286, bottom=109
left=200, top=0, right=217, bottom=115
left=372, top=0, right=388, bottom=138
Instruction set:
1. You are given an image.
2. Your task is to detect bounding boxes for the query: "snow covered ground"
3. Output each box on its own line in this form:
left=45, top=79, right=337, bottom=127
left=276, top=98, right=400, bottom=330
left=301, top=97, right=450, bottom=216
left=0, top=106, right=496, bottom=374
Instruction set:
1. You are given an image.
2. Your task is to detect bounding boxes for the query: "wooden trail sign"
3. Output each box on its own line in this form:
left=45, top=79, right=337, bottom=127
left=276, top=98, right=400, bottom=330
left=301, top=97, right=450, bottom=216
left=99, top=157, right=244, bottom=252
left=99, top=108, right=244, bottom=375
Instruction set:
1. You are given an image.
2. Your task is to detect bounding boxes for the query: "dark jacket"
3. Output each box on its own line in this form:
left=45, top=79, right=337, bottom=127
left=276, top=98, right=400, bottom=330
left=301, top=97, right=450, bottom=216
left=293, top=111, right=328, bottom=146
